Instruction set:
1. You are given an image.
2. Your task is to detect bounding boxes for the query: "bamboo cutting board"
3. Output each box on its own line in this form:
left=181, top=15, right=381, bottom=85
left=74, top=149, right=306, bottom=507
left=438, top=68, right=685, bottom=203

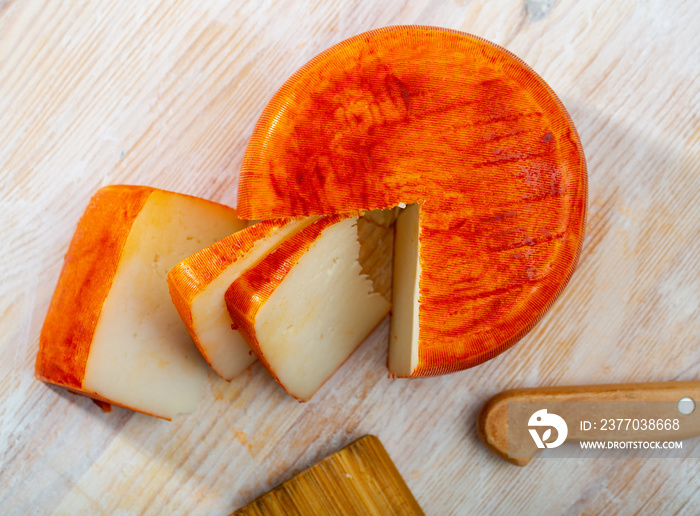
left=232, top=436, right=423, bottom=515
left=1, top=1, right=699, bottom=514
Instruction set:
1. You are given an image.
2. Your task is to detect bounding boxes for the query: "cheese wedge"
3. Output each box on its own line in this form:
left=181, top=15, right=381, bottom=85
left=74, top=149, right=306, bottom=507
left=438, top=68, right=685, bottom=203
left=237, top=27, right=587, bottom=377
left=35, top=186, right=246, bottom=419
left=167, top=217, right=317, bottom=380
left=225, top=215, right=391, bottom=401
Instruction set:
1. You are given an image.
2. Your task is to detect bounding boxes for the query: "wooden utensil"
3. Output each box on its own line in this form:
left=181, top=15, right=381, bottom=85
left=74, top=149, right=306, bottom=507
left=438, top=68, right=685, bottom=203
left=232, top=435, right=424, bottom=515
left=478, top=381, right=700, bottom=466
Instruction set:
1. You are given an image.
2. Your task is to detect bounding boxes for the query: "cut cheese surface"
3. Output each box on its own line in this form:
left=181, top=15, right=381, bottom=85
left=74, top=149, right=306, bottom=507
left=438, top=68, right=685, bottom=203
left=238, top=26, right=587, bottom=376
left=226, top=215, right=391, bottom=401
left=356, top=211, right=395, bottom=301
left=36, top=186, right=245, bottom=419
left=389, top=203, right=421, bottom=377
left=168, top=217, right=317, bottom=380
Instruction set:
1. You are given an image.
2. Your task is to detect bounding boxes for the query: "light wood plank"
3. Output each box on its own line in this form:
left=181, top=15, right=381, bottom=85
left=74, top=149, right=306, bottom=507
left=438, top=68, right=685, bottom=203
left=1, top=0, right=699, bottom=514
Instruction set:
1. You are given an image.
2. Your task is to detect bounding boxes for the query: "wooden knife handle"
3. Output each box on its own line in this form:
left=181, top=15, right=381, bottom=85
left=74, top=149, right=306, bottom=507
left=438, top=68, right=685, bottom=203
left=477, top=381, right=700, bottom=466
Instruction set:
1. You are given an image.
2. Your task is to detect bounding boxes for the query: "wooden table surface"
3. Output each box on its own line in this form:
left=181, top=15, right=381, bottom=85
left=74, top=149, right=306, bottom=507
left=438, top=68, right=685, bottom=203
left=1, top=1, right=699, bottom=514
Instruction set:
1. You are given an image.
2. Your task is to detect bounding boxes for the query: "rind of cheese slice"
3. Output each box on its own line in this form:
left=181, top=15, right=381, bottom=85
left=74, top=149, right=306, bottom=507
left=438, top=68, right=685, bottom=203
left=225, top=214, right=391, bottom=401
left=167, top=216, right=317, bottom=380
left=35, top=186, right=246, bottom=419
left=237, top=26, right=587, bottom=377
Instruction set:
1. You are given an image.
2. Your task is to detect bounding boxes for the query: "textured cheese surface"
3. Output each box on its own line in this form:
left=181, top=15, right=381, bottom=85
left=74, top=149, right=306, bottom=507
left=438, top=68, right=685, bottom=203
left=254, top=218, right=391, bottom=401
left=190, top=219, right=311, bottom=380
left=389, top=204, right=421, bottom=377
left=237, top=26, right=588, bottom=377
left=82, top=191, right=245, bottom=419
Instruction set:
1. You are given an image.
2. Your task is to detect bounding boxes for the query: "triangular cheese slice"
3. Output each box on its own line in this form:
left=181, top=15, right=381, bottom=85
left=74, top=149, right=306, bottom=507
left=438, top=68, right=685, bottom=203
left=36, top=186, right=246, bottom=419
left=225, top=215, right=391, bottom=401
left=167, top=217, right=317, bottom=380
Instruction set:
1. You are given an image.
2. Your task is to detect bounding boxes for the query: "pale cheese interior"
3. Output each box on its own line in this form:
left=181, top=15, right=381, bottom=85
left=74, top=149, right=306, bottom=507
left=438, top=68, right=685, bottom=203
left=388, top=203, right=421, bottom=377
left=190, top=218, right=314, bottom=380
left=254, top=217, right=391, bottom=401
left=83, top=191, right=246, bottom=419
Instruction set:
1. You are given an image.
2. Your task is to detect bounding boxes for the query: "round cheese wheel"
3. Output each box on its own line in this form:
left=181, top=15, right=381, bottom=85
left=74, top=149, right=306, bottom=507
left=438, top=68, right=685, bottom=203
left=238, top=26, right=587, bottom=377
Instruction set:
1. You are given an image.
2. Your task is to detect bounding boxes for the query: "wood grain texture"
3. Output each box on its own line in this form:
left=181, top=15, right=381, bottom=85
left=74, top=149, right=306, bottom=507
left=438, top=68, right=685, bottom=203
left=0, top=0, right=698, bottom=514
left=232, top=435, right=424, bottom=515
